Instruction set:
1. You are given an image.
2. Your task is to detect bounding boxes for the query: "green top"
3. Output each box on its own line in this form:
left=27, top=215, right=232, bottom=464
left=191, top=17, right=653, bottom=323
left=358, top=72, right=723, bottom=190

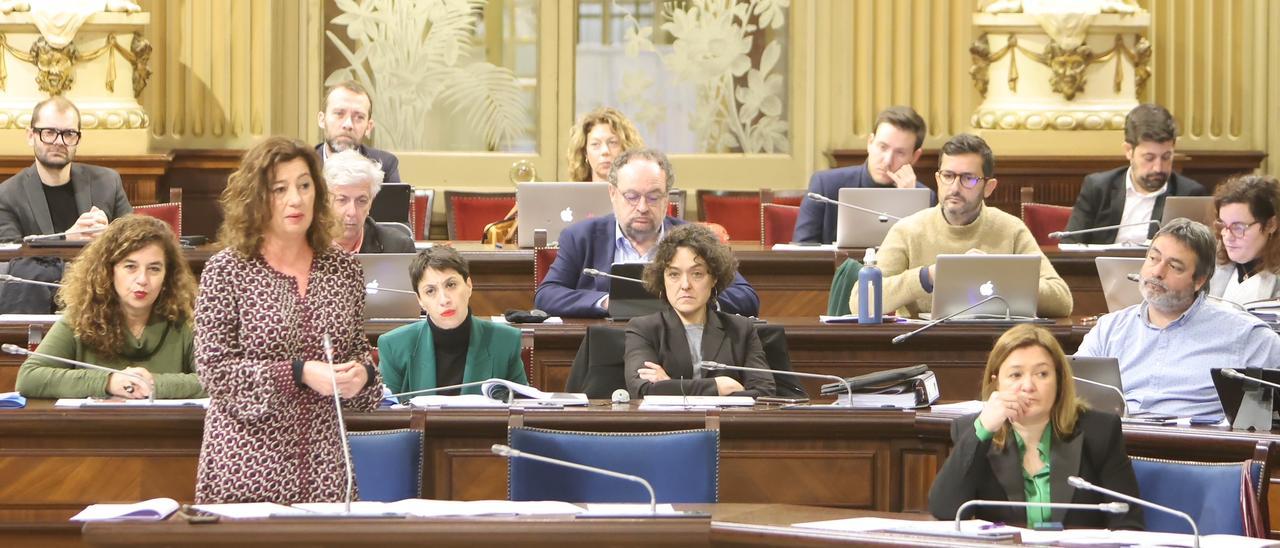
left=377, top=316, right=528, bottom=401
left=15, top=317, right=204, bottom=399
left=974, top=418, right=1053, bottom=528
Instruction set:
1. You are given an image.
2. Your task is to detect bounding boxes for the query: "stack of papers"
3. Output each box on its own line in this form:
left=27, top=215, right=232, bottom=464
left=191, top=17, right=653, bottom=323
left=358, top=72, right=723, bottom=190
left=407, top=394, right=509, bottom=409
left=771, top=243, right=836, bottom=251
left=488, top=315, right=564, bottom=325
left=71, top=498, right=180, bottom=521
left=0, top=391, right=27, bottom=409
left=190, top=499, right=584, bottom=519
left=929, top=400, right=984, bottom=415
left=639, top=395, right=755, bottom=409
left=55, top=398, right=210, bottom=408
left=0, top=313, right=61, bottom=324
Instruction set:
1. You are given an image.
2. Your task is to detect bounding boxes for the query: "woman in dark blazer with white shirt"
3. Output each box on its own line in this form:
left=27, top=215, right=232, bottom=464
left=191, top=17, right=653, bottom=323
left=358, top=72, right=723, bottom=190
left=624, top=224, right=775, bottom=398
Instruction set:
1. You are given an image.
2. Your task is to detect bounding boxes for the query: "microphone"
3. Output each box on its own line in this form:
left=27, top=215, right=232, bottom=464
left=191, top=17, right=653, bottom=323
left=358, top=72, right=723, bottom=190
left=322, top=334, right=354, bottom=514
left=0, top=274, right=63, bottom=288
left=806, top=192, right=900, bottom=222
left=2, top=343, right=153, bottom=402
left=954, top=498, right=1130, bottom=531
left=1069, top=475, right=1198, bottom=546
left=892, top=295, right=1012, bottom=345
left=490, top=443, right=658, bottom=514
left=363, top=281, right=416, bottom=296
left=1128, top=274, right=1248, bottom=312
left=1072, top=376, right=1129, bottom=416
left=1221, top=368, right=1280, bottom=391
left=1048, top=220, right=1160, bottom=240
left=388, top=378, right=518, bottom=404
left=582, top=268, right=643, bottom=284
left=698, top=361, right=853, bottom=407
left=22, top=225, right=109, bottom=242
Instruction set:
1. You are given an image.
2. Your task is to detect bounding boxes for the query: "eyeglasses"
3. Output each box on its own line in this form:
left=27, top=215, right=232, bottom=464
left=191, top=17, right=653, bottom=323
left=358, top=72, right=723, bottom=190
left=32, top=127, right=81, bottom=146
left=1215, top=219, right=1262, bottom=239
left=936, top=170, right=988, bottom=189
left=620, top=191, right=666, bottom=208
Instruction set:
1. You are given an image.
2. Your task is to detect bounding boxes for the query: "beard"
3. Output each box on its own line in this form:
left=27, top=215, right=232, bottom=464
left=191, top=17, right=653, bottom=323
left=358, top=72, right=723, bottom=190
left=621, top=216, right=660, bottom=243
left=1135, top=171, right=1169, bottom=192
left=1139, top=276, right=1195, bottom=313
left=325, top=134, right=359, bottom=153
left=35, top=147, right=71, bottom=170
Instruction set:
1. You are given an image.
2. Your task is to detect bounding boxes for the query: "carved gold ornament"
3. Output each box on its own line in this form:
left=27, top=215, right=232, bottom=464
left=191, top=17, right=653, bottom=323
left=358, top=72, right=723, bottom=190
left=0, top=31, right=152, bottom=97
left=969, top=33, right=1151, bottom=101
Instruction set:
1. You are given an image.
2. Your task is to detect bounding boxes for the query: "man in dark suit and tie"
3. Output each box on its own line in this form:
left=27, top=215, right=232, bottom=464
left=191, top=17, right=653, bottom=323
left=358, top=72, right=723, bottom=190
left=0, top=96, right=132, bottom=243
left=792, top=105, right=936, bottom=244
left=315, top=80, right=401, bottom=183
left=1062, top=103, right=1207, bottom=244
left=534, top=148, right=759, bottom=318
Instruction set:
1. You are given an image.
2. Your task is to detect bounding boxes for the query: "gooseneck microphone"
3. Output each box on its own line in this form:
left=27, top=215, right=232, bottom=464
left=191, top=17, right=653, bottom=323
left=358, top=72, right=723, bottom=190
left=363, top=281, right=416, bottom=295
left=491, top=444, right=658, bottom=514
left=805, top=192, right=900, bottom=222
left=0, top=274, right=63, bottom=288
left=582, top=268, right=644, bottom=284
left=22, top=225, right=108, bottom=242
left=322, top=334, right=354, bottom=514
left=698, top=361, right=853, bottom=407
left=2, top=343, right=153, bottom=402
left=1072, top=376, right=1129, bottom=416
left=892, top=295, right=1012, bottom=345
left=388, top=378, right=518, bottom=403
left=1222, top=368, right=1280, bottom=391
left=1048, top=220, right=1161, bottom=240
left=953, top=499, right=1130, bottom=531
left=1068, top=475, right=1198, bottom=548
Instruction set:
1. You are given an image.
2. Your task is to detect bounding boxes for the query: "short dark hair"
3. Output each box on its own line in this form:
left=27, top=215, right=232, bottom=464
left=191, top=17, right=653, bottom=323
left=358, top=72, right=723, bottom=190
left=642, top=224, right=737, bottom=301
left=1153, top=218, right=1217, bottom=294
left=31, top=96, right=81, bottom=130
left=323, top=79, right=373, bottom=117
left=410, top=245, right=470, bottom=291
left=940, top=133, right=995, bottom=178
left=1214, top=174, right=1280, bottom=271
left=1124, top=103, right=1178, bottom=146
left=608, top=147, right=676, bottom=191
left=874, top=106, right=927, bottom=150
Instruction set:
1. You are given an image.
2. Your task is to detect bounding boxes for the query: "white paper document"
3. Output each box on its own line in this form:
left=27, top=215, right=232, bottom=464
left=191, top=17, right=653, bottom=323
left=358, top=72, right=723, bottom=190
left=191, top=502, right=308, bottom=519
left=71, top=498, right=180, bottom=521
left=1018, top=528, right=1279, bottom=547
left=640, top=395, right=755, bottom=409
left=488, top=315, right=564, bottom=325
left=407, top=394, right=509, bottom=408
left=485, top=381, right=588, bottom=406
left=771, top=243, right=836, bottom=251
left=0, top=313, right=61, bottom=324
left=929, top=400, right=985, bottom=415
left=54, top=398, right=210, bottom=408
left=793, top=516, right=1001, bottom=534
left=580, top=503, right=680, bottom=517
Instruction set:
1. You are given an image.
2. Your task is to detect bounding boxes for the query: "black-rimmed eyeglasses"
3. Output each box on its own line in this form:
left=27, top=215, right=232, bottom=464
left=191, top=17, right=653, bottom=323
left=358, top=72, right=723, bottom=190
left=935, top=170, right=988, bottom=189
left=32, top=127, right=81, bottom=146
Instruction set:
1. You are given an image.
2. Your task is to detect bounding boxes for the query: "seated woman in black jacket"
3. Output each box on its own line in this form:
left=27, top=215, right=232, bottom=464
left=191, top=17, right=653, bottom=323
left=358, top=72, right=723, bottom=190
left=928, top=324, right=1144, bottom=530
left=624, top=223, right=775, bottom=398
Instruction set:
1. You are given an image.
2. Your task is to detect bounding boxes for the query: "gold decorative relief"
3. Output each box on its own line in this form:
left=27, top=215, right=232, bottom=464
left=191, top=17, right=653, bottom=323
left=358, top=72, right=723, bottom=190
left=0, top=31, right=152, bottom=97
left=1043, top=41, right=1091, bottom=100
left=30, top=36, right=77, bottom=95
left=969, top=32, right=1150, bottom=102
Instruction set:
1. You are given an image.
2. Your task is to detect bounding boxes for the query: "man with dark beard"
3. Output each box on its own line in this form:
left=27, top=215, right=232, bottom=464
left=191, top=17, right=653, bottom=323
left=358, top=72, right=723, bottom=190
left=314, top=80, right=400, bottom=183
left=1062, top=104, right=1207, bottom=244
left=0, top=97, right=131, bottom=242
left=1075, top=219, right=1280, bottom=419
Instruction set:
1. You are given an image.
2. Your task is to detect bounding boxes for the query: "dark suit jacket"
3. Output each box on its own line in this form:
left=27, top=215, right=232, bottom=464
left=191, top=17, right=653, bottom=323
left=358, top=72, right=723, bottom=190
left=623, top=307, right=775, bottom=398
left=0, top=163, right=132, bottom=242
left=359, top=216, right=415, bottom=253
left=1063, top=167, right=1207, bottom=244
left=792, top=163, right=937, bottom=244
left=928, top=410, right=1145, bottom=530
left=532, top=214, right=759, bottom=318
left=314, top=143, right=401, bottom=183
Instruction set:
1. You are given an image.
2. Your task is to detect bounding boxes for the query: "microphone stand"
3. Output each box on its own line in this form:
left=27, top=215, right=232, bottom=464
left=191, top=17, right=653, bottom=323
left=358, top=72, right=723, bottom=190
left=363, top=283, right=416, bottom=296
left=0, top=274, right=64, bottom=288
left=954, top=499, right=1130, bottom=531
left=389, top=378, right=518, bottom=404
left=892, top=295, right=1012, bottom=345
left=1072, top=376, right=1129, bottom=417
left=22, top=225, right=108, bottom=242
left=698, top=361, right=854, bottom=408
left=805, top=192, right=900, bottom=222
left=582, top=268, right=644, bottom=284
left=323, top=335, right=354, bottom=515
left=2, top=343, right=153, bottom=402
left=1049, top=220, right=1161, bottom=241
left=1069, top=475, right=1199, bottom=548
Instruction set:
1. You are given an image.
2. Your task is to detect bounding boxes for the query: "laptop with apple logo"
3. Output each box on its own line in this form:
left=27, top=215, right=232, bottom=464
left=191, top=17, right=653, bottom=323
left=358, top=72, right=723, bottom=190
left=516, top=182, right=612, bottom=248
left=929, top=254, right=1041, bottom=320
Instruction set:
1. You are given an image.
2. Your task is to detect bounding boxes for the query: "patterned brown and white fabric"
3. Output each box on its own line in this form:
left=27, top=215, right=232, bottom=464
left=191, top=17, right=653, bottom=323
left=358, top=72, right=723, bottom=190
left=193, top=246, right=383, bottom=504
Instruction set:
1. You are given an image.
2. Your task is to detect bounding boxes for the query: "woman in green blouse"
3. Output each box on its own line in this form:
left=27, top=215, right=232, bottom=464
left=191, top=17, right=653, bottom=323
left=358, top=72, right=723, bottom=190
left=16, top=215, right=203, bottom=399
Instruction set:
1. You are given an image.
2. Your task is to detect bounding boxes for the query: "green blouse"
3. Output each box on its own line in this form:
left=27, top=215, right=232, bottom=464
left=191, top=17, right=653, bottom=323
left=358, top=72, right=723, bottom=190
left=15, top=317, right=204, bottom=399
left=974, top=418, right=1053, bottom=528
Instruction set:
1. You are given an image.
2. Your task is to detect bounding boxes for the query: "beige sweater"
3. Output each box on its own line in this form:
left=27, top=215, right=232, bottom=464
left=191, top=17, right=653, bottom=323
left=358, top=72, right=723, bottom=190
left=850, top=204, right=1074, bottom=318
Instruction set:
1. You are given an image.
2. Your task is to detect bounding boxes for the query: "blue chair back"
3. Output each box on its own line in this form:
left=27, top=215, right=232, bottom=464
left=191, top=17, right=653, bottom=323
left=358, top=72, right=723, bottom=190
left=507, top=426, right=719, bottom=503
left=1131, top=456, right=1250, bottom=535
left=348, top=429, right=423, bottom=502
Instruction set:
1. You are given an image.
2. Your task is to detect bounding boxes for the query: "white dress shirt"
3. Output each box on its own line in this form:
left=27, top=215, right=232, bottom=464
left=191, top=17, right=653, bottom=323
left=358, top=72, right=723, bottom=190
left=1115, top=168, right=1167, bottom=244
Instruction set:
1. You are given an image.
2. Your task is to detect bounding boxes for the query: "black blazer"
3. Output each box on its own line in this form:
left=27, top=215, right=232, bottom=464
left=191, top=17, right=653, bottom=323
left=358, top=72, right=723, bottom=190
left=1063, top=167, right=1207, bottom=244
left=928, top=409, right=1145, bottom=530
left=624, top=307, right=775, bottom=398
left=314, top=143, right=401, bottom=183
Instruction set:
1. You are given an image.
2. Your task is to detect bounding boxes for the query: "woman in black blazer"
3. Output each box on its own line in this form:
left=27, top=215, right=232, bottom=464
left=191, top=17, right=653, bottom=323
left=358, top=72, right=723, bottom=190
left=928, top=324, right=1145, bottom=530
left=624, top=224, right=775, bottom=398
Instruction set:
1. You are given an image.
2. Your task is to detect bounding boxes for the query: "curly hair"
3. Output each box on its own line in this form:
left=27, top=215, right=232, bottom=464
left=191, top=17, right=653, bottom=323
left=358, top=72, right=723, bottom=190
left=642, top=223, right=737, bottom=302
left=57, top=215, right=197, bottom=359
left=1213, top=174, right=1280, bottom=272
left=565, top=107, right=645, bottom=182
left=979, top=324, right=1085, bottom=450
left=218, top=136, right=337, bottom=256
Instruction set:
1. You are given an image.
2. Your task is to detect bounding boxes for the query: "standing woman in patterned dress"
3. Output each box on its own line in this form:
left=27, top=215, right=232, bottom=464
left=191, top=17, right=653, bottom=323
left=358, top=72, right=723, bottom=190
left=194, top=137, right=384, bottom=504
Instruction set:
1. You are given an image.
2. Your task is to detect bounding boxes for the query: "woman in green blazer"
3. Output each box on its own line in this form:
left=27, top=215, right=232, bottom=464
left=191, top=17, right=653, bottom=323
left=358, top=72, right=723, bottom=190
left=377, top=246, right=527, bottom=400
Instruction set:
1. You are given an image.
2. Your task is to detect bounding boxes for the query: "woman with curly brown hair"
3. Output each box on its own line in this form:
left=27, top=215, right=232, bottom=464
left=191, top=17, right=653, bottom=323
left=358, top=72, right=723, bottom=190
left=194, top=136, right=383, bottom=504
left=16, top=214, right=202, bottom=399
left=567, top=107, right=645, bottom=183
left=623, top=223, right=775, bottom=398
left=1209, top=174, right=1280, bottom=304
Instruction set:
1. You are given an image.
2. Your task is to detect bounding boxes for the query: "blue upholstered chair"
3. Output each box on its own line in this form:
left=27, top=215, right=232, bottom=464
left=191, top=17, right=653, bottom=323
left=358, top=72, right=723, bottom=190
left=348, top=429, right=423, bottom=502
left=507, top=426, right=719, bottom=504
left=1130, top=443, right=1270, bottom=537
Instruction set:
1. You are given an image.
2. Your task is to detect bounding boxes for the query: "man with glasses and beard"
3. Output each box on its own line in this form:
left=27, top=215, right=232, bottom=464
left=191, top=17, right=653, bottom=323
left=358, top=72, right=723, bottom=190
left=1062, top=104, right=1207, bottom=244
left=314, top=80, right=400, bottom=183
left=848, top=133, right=1073, bottom=319
left=535, top=148, right=759, bottom=318
left=1075, top=219, right=1280, bottom=419
left=0, top=97, right=131, bottom=242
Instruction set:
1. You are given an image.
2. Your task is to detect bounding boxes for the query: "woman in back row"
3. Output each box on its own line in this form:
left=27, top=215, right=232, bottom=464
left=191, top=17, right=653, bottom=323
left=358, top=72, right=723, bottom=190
left=1210, top=174, right=1280, bottom=305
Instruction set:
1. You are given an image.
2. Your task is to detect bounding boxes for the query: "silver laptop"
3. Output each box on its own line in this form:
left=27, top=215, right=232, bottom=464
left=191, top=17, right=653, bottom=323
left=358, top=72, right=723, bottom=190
left=931, top=254, right=1040, bottom=319
left=1096, top=256, right=1144, bottom=313
left=1070, top=356, right=1127, bottom=416
left=357, top=253, right=422, bottom=322
left=516, top=182, right=612, bottom=248
left=834, top=187, right=933, bottom=247
left=1161, top=196, right=1215, bottom=228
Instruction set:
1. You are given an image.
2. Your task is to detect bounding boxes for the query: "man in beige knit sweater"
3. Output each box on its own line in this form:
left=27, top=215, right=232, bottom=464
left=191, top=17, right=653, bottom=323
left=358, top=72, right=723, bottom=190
left=850, top=134, right=1074, bottom=318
